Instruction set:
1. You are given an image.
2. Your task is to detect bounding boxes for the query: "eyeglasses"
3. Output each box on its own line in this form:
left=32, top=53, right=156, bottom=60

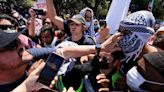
left=0, top=25, right=16, bottom=30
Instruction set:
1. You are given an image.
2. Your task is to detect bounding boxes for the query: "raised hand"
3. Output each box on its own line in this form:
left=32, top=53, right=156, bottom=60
left=101, top=32, right=122, bottom=53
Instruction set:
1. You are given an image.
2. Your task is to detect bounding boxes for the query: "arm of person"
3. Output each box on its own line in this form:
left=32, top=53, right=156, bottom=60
left=22, top=32, right=122, bottom=61
left=46, top=0, right=65, bottom=30
left=28, top=8, right=36, bottom=38
left=12, top=62, right=49, bottom=92
left=22, top=47, right=56, bottom=62
left=56, top=32, right=122, bottom=59
left=56, top=45, right=96, bottom=59
left=95, top=26, right=110, bottom=44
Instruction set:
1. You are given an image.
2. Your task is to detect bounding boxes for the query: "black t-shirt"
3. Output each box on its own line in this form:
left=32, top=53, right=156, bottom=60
left=65, top=35, right=96, bottom=45
left=62, top=21, right=96, bottom=92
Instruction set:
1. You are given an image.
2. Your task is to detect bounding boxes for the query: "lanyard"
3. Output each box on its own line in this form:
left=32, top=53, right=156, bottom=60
left=57, top=75, right=84, bottom=92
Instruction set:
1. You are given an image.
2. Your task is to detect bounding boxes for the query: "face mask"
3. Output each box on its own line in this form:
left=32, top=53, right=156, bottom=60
left=86, top=22, right=91, bottom=29
left=94, top=25, right=99, bottom=32
left=118, top=33, right=145, bottom=63
left=127, top=66, right=164, bottom=92
left=126, top=66, right=147, bottom=92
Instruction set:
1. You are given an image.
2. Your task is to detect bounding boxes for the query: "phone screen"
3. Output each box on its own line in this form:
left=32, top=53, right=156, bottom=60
left=38, top=53, right=64, bottom=86
left=33, top=9, right=45, bottom=15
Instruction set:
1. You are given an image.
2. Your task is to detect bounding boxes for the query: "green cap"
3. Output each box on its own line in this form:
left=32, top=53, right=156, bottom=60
left=68, top=14, right=86, bottom=25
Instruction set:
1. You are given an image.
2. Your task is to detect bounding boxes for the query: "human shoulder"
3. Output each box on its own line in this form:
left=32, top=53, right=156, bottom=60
left=83, top=35, right=96, bottom=45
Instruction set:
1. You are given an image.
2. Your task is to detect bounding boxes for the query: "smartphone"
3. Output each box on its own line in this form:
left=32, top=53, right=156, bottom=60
left=38, top=53, right=64, bottom=86
left=33, top=8, right=45, bottom=15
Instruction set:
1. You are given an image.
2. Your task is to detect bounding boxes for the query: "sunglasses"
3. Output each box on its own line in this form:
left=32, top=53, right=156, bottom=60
left=0, top=25, right=16, bottom=30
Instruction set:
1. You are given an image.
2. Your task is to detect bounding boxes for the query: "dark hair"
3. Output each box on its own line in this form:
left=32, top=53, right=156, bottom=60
left=40, top=25, right=54, bottom=38
left=0, top=1, right=11, bottom=15
left=0, top=14, right=18, bottom=27
left=111, top=50, right=125, bottom=61
left=99, top=20, right=107, bottom=28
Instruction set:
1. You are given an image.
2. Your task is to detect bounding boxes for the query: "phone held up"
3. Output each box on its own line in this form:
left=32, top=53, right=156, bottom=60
left=33, top=8, right=45, bottom=15
left=37, top=53, right=64, bottom=86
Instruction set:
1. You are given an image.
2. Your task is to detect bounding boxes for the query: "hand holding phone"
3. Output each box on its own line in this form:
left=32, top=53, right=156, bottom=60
left=37, top=53, right=64, bottom=86
left=33, top=8, right=45, bottom=15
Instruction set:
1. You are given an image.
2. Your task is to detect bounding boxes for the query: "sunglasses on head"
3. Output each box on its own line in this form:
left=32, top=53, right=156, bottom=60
left=0, top=25, right=16, bottom=30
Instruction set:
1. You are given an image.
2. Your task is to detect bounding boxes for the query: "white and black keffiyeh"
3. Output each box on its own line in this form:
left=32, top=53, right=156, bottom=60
left=80, top=7, right=95, bottom=37
left=118, top=10, right=155, bottom=63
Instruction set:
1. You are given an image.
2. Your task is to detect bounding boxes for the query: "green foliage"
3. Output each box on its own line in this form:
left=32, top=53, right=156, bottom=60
left=53, top=0, right=111, bottom=19
left=131, top=0, right=149, bottom=10
left=3, top=0, right=163, bottom=20
left=21, top=0, right=34, bottom=8
left=153, top=0, right=164, bottom=20
left=5, top=0, right=34, bottom=8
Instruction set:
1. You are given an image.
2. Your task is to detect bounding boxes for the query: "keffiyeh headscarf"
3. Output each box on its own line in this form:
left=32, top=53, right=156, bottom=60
left=118, top=10, right=155, bottom=63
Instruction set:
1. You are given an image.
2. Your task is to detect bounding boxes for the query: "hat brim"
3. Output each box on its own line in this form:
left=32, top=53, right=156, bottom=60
left=68, top=19, right=81, bottom=24
left=0, top=31, right=21, bottom=48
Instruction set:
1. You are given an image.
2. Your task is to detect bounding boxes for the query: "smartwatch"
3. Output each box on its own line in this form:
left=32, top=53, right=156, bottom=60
left=95, top=44, right=101, bottom=56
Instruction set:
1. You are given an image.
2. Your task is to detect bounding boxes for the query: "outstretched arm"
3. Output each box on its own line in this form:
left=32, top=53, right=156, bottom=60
left=56, top=32, right=122, bottom=59
left=21, top=32, right=122, bottom=61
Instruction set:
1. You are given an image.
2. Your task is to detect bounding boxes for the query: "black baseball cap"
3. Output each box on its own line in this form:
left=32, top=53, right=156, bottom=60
left=0, top=30, right=21, bottom=48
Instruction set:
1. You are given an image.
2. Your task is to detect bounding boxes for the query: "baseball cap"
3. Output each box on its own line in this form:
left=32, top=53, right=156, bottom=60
left=0, top=30, right=21, bottom=48
left=143, top=51, right=164, bottom=77
left=68, top=14, right=86, bottom=25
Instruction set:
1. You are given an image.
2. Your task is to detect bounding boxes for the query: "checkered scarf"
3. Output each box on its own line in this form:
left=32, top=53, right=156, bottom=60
left=80, top=7, right=95, bottom=37
left=118, top=10, right=155, bottom=63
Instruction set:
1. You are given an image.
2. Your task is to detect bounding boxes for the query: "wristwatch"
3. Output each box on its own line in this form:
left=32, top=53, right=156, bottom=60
left=95, top=44, right=101, bottom=56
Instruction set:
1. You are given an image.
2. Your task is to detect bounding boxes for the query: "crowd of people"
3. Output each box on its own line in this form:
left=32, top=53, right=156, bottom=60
left=0, top=0, right=164, bottom=92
